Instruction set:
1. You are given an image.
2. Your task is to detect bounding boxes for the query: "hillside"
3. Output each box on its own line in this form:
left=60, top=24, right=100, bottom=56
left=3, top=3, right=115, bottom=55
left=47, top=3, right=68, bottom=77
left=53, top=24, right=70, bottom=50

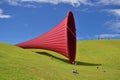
left=0, top=40, right=120, bottom=80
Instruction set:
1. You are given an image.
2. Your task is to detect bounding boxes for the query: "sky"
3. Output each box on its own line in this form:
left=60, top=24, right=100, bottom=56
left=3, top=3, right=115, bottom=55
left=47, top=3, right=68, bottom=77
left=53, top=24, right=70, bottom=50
left=0, top=0, right=120, bottom=44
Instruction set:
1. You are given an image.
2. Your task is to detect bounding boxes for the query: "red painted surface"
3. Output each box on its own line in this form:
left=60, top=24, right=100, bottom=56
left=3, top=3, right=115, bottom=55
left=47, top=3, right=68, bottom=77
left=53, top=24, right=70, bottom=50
left=15, top=11, right=76, bottom=63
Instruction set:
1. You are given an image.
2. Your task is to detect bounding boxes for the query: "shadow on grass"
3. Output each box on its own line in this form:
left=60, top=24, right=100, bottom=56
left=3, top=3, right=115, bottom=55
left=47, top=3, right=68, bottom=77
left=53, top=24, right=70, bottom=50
left=36, top=52, right=101, bottom=66
left=75, top=61, right=101, bottom=66
left=36, top=52, right=69, bottom=63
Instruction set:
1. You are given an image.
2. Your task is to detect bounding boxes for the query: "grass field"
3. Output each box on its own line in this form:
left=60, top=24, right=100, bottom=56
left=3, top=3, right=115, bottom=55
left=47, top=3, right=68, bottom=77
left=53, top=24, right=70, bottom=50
left=0, top=40, right=120, bottom=80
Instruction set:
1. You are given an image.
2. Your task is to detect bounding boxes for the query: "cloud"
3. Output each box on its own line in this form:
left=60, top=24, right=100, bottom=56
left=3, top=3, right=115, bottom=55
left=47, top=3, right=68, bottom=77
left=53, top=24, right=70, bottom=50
left=102, top=9, right=120, bottom=33
left=98, top=0, right=120, bottom=5
left=105, top=20, right=120, bottom=33
left=108, top=20, right=120, bottom=33
left=4, top=0, right=92, bottom=7
left=107, top=9, right=120, bottom=17
left=96, top=34, right=120, bottom=38
left=4, top=0, right=20, bottom=6
left=0, top=8, right=11, bottom=19
left=2, top=0, right=120, bottom=7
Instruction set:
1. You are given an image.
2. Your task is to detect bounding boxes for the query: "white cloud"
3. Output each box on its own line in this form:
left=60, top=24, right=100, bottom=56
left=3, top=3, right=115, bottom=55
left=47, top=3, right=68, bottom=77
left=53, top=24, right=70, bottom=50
left=5, top=0, right=21, bottom=6
left=4, top=0, right=92, bottom=7
left=3, top=0, right=120, bottom=7
left=107, top=9, right=120, bottom=17
left=98, top=0, right=120, bottom=5
left=96, top=34, right=120, bottom=38
left=109, top=20, right=120, bottom=33
left=103, top=9, right=120, bottom=33
left=105, top=20, right=120, bottom=33
left=0, top=8, right=11, bottom=19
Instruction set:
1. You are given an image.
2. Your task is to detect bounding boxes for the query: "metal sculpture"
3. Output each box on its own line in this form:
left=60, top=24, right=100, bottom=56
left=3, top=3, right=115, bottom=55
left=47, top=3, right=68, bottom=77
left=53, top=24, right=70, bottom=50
left=16, top=11, right=76, bottom=64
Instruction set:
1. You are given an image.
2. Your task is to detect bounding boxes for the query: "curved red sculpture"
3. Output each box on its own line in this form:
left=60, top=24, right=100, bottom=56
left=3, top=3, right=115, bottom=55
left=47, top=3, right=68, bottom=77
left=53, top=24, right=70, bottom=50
left=16, top=11, right=76, bottom=64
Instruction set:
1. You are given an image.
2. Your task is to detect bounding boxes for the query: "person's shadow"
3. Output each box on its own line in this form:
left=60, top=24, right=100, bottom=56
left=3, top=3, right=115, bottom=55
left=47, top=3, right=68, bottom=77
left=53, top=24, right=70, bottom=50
left=35, top=51, right=102, bottom=66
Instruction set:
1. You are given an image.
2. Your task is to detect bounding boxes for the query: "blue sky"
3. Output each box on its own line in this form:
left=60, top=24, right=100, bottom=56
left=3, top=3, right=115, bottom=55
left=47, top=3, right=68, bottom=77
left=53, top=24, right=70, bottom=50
left=0, top=0, right=120, bottom=44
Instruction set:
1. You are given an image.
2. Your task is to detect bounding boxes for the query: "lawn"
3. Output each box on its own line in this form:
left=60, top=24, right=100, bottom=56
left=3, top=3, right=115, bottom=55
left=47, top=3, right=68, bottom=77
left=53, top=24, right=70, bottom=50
left=0, top=40, right=120, bottom=80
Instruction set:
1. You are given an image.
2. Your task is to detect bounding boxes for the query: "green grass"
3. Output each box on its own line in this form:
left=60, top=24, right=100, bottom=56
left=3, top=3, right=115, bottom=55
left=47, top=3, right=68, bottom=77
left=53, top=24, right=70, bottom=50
left=0, top=40, right=120, bottom=80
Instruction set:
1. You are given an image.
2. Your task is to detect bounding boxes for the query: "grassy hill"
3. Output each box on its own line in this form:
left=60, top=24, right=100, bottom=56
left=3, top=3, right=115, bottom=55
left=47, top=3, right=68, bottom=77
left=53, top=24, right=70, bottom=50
left=0, top=40, right=120, bottom=80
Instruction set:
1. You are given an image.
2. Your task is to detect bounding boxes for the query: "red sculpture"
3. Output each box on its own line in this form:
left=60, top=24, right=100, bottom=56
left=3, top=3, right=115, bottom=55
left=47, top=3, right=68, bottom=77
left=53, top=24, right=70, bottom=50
left=16, top=11, right=76, bottom=64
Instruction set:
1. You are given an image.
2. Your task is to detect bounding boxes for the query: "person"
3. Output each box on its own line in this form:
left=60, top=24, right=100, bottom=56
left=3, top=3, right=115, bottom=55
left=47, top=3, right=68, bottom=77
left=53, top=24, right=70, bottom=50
left=97, top=66, right=99, bottom=69
left=103, top=70, right=106, bottom=72
left=72, top=61, right=75, bottom=64
left=72, top=61, right=77, bottom=66
left=75, top=62, right=77, bottom=66
left=72, top=69, right=78, bottom=74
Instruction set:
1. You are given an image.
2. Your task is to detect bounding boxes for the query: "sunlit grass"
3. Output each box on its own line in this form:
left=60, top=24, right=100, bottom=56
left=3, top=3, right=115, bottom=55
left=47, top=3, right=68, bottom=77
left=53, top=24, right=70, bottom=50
left=0, top=40, right=120, bottom=80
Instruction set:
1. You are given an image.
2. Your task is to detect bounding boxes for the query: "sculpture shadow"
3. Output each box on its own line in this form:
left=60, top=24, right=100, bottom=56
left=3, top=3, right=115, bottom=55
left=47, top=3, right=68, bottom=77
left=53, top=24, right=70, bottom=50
left=75, top=61, right=101, bottom=66
left=35, top=52, right=101, bottom=66
left=36, top=52, right=69, bottom=63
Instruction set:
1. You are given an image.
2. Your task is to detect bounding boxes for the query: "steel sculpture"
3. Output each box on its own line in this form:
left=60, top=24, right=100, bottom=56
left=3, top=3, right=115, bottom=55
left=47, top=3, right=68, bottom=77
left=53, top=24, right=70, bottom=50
left=16, top=11, right=76, bottom=64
